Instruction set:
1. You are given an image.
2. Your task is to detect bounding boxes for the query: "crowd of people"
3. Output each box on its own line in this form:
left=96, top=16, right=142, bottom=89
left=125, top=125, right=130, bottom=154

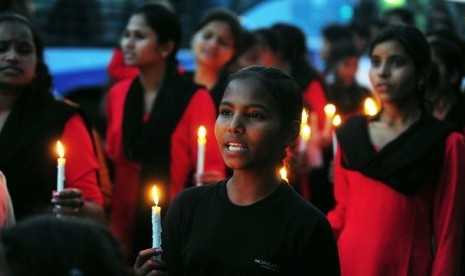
left=0, top=1, right=464, bottom=275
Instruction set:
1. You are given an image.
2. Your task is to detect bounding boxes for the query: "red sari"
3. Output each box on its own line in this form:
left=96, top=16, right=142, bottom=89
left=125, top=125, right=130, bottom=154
left=106, top=77, right=225, bottom=249
left=328, top=132, right=465, bottom=275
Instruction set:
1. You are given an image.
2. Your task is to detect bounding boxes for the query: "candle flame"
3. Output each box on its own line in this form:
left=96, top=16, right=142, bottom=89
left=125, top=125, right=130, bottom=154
left=324, top=104, right=336, bottom=117
left=197, top=126, right=207, bottom=139
left=301, top=108, right=308, bottom=125
left=301, top=125, right=311, bottom=141
left=364, top=97, right=378, bottom=116
left=279, top=166, right=288, bottom=182
left=152, top=185, right=159, bottom=206
left=332, top=114, right=342, bottom=127
left=56, top=141, right=65, bottom=158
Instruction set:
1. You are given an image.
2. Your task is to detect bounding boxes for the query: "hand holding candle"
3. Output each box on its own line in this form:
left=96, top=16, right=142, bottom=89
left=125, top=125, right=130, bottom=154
left=196, top=126, right=207, bottom=186
left=151, top=185, right=161, bottom=252
left=56, top=141, right=66, bottom=192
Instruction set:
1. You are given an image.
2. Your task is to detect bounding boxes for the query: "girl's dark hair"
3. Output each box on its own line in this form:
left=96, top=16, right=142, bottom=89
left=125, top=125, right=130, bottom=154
left=194, top=8, right=242, bottom=55
left=369, top=25, right=431, bottom=102
left=0, top=216, right=126, bottom=276
left=226, top=65, right=303, bottom=164
left=270, top=23, right=324, bottom=92
left=254, top=28, right=279, bottom=53
left=430, top=39, right=464, bottom=93
left=134, top=3, right=182, bottom=61
left=328, top=42, right=360, bottom=67
left=0, top=12, right=52, bottom=91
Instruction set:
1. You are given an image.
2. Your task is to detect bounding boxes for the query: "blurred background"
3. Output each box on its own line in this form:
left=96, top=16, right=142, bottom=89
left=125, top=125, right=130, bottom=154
left=19, top=0, right=465, bottom=96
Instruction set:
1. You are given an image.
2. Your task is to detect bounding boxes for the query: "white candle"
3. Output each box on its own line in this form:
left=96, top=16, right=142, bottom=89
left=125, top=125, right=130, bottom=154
left=56, top=141, right=66, bottom=192
left=151, top=185, right=161, bottom=249
left=324, top=104, right=336, bottom=129
left=196, top=126, right=207, bottom=186
left=332, top=115, right=342, bottom=157
left=299, top=109, right=311, bottom=152
left=332, top=132, right=338, bottom=157
left=299, top=125, right=311, bottom=153
left=279, top=166, right=288, bottom=183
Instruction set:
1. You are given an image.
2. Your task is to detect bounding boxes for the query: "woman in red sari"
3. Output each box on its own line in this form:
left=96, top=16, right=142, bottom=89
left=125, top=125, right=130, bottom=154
left=328, top=25, right=465, bottom=275
left=105, top=3, right=225, bottom=259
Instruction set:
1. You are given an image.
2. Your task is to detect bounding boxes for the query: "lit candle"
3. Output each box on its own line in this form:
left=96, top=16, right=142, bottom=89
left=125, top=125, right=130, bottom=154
left=332, top=115, right=342, bottom=157
left=299, top=108, right=311, bottom=152
left=196, top=126, right=207, bottom=186
left=364, top=97, right=379, bottom=116
left=324, top=103, right=337, bottom=136
left=279, top=166, right=288, bottom=183
left=56, top=141, right=66, bottom=192
left=151, top=185, right=161, bottom=250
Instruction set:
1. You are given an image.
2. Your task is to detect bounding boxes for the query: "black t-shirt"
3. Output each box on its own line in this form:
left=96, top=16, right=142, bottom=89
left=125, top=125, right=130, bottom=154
left=162, top=180, right=340, bottom=275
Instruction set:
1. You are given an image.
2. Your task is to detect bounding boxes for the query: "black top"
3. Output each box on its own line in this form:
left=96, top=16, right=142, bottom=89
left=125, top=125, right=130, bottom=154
left=162, top=180, right=340, bottom=275
left=336, top=114, right=456, bottom=194
left=0, top=85, right=84, bottom=220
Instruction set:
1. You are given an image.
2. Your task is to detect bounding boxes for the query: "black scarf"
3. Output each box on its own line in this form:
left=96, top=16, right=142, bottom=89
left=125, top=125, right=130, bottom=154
left=122, top=63, right=200, bottom=256
left=183, top=69, right=229, bottom=112
left=0, top=85, right=78, bottom=220
left=336, top=114, right=455, bottom=195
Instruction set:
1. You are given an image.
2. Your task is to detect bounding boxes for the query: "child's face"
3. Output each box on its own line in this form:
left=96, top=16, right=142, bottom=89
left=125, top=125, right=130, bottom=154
left=191, top=20, right=235, bottom=70
left=369, top=39, right=417, bottom=104
left=336, top=56, right=358, bottom=86
left=120, top=14, right=166, bottom=68
left=0, top=21, right=36, bottom=88
left=215, top=78, right=285, bottom=170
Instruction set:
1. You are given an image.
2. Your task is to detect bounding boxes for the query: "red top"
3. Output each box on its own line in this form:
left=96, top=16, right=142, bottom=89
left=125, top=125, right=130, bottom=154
left=107, top=48, right=139, bottom=82
left=302, top=80, right=328, bottom=131
left=61, top=114, right=104, bottom=206
left=328, top=132, right=465, bottom=276
left=105, top=78, right=225, bottom=247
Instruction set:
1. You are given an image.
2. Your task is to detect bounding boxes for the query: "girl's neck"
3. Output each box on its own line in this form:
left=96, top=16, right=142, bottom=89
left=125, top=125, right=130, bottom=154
left=139, top=64, right=166, bottom=113
left=226, top=168, right=282, bottom=206
left=194, top=64, right=220, bottom=90
left=379, top=98, right=421, bottom=130
left=139, top=63, right=166, bottom=92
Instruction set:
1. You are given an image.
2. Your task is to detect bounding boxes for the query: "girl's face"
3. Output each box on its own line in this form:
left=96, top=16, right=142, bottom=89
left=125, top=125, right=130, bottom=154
left=369, top=40, right=417, bottom=104
left=335, top=56, right=358, bottom=86
left=191, top=20, right=235, bottom=70
left=120, top=14, right=167, bottom=68
left=0, top=22, right=36, bottom=88
left=215, top=78, right=286, bottom=171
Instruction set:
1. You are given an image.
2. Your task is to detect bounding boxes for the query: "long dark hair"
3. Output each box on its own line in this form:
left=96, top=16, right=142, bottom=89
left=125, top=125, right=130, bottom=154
left=270, top=23, right=324, bottom=92
left=133, top=3, right=182, bottom=63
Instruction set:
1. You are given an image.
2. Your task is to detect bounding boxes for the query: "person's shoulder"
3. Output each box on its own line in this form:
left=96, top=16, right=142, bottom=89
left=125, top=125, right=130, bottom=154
left=172, top=181, right=223, bottom=209
left=284, top=186, right=327, bottom=223
left=445, top=131, right=465, bottom=147
left=109, top=78, right=134, bottom=94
